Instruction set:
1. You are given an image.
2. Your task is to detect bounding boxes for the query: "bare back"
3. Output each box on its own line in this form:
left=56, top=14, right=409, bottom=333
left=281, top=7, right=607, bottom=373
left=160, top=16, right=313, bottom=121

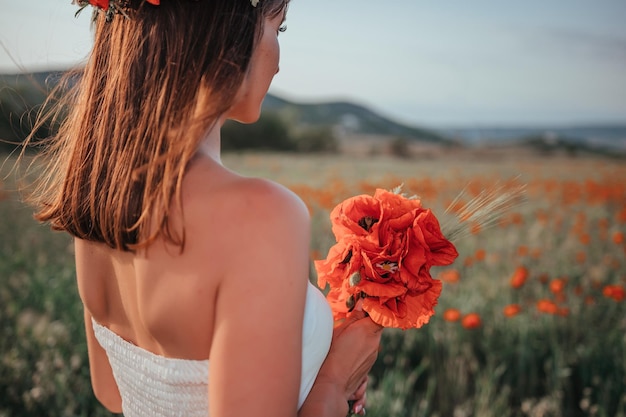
left=76, top=155, right=237, bottom=361
left=76, top=152, right=294, bottom=360
left=75, top=237, right=218, bottom=361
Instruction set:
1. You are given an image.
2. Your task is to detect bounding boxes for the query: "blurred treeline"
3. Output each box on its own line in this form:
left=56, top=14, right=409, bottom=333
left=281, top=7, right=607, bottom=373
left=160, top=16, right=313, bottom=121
left=0, top=73, right=54, bottom=153
left=0, top=72, right=339, bottom=154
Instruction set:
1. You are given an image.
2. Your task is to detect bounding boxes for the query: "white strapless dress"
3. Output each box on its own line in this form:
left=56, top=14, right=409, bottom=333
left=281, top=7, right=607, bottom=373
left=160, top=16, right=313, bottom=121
left=92, top=282, right=333, bottom=417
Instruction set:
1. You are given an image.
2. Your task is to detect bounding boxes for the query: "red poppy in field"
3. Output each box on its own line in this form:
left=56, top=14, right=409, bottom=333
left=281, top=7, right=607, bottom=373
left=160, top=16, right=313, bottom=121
left=517, top=245, right=529, bottom=257
left=579, top=233, right=591, bottom=245
left=315, top=188, right=458, bottom=329
left=536, top=299, right=559, bottom=315
left=443, top=308, right=461, bottom=322
left=474, top=249, right=486, bottom=261
left=603, top=285, right=625, bottom=302
left=503, top=304, right=522, bottom=317
left=461, top=313, right=482, bottom=329
left=549, top=278, right=566, bottom=294
left=612, top=231, right=624, bottom=245
left=510, top=266, right=528, bottom=289
left=438, top=269, right=461, bottom=284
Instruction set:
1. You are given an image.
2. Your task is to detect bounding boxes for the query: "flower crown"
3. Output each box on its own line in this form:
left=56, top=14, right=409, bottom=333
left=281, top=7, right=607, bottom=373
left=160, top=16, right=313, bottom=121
left=74, top=0, right=260, bottom=21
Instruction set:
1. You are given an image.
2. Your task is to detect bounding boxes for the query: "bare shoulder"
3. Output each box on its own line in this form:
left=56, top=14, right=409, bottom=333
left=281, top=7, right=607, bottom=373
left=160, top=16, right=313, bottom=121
left=183, top=163, right=310, bottom=241
left=220, top=175, right=310, bottom=227
left=178, top=161, right=311, bottom=279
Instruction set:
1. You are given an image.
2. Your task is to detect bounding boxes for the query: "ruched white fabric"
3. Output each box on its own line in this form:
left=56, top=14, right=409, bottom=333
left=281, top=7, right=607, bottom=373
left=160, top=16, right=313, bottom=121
left=92, top=282, right=333, bottom=417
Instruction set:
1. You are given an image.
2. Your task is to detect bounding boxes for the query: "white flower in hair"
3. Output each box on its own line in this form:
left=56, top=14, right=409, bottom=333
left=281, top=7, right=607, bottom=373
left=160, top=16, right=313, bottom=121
left=251, top=0, right=260, bottom=6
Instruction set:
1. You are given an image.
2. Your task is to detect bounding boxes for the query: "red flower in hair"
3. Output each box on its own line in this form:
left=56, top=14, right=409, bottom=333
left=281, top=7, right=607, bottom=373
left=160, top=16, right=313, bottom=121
left=89, top=0, right=110, bottom=9
left=84, top=0, right=159, bottom=11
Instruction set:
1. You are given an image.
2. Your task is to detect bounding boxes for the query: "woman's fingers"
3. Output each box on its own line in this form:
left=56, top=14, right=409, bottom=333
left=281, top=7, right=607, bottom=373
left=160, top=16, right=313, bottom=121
left=351, top=394, right=367, bottom=415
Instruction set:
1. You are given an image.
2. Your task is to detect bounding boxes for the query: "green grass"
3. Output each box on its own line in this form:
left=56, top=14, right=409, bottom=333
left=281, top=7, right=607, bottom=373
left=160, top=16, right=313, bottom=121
left=1, top=151, right=625, bottom=417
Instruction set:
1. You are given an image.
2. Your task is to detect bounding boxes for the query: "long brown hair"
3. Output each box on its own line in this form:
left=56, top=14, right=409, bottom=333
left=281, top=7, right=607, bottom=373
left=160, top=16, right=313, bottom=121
left=25, top=0, right=288, bottom=251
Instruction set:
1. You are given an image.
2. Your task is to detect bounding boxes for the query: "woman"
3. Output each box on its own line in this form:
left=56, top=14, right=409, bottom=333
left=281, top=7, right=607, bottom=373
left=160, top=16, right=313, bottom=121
left=25, top=0, right=382, bottom=416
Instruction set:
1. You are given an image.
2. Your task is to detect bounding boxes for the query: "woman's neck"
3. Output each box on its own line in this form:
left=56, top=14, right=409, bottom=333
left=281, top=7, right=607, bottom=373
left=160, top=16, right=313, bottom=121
left=197, top=121, right=223, bottom=163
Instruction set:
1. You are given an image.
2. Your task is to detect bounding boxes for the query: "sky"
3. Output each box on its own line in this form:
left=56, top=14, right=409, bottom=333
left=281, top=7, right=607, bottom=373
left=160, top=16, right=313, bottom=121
left=1, top=0, right=625, bottom=128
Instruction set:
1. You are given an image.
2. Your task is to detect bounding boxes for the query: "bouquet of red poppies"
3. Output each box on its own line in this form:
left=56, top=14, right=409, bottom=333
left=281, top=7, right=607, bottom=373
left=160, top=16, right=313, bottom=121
left=315, top=187, right=459, bottom=330
left=315, top=182, right=526, bottom=330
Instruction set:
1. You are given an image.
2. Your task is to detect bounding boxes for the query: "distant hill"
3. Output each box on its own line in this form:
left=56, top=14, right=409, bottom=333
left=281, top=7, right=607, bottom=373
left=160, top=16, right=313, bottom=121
left=0, top=70, right=452, bottom=146
left=3, top=71, right=625, bottom=156
left=262, top=94, right=451, bottom=144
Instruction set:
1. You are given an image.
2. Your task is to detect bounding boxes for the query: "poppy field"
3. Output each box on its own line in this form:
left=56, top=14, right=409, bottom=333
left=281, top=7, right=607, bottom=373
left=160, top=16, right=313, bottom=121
left=1, top=150, right=625, bottom=416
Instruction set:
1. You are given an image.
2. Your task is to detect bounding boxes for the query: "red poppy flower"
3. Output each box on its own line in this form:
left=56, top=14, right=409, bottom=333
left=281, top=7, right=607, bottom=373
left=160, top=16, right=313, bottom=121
left=603, top=285, right=625, bottom=302
left=438, top=269, right=461, bottom=284
left=536, top=299, right=559, bottom=315
left=89, top=0, right=110, bottom=9
left=461, top=313, right=482, bottom=329
left=443, top=308, right=461, bottom=322
left=503, top=304, right=521, bottom=317
left=549, top=278, right=566, bottom=294
left=509, top=266, right=528, bottom=289
left=315, top=188, right=458, bottom=330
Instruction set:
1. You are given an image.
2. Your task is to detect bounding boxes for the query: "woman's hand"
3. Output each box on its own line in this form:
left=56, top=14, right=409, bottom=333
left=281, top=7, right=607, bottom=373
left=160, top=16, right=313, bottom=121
left=328, top=311, right=382, bottom=399
left=300, top=311, right=382, bottom=417
left=320, top=312, right=382, bottom=414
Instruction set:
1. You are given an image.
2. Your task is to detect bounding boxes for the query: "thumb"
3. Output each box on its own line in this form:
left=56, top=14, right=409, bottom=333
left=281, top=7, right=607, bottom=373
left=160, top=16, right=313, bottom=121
left=349, top=312, right=384, bottom=334
left=346, top=311, right=384, bottom=334
left=333, top=310, right=367, bottom=334
left=344, top=309, right=367, bottom=324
